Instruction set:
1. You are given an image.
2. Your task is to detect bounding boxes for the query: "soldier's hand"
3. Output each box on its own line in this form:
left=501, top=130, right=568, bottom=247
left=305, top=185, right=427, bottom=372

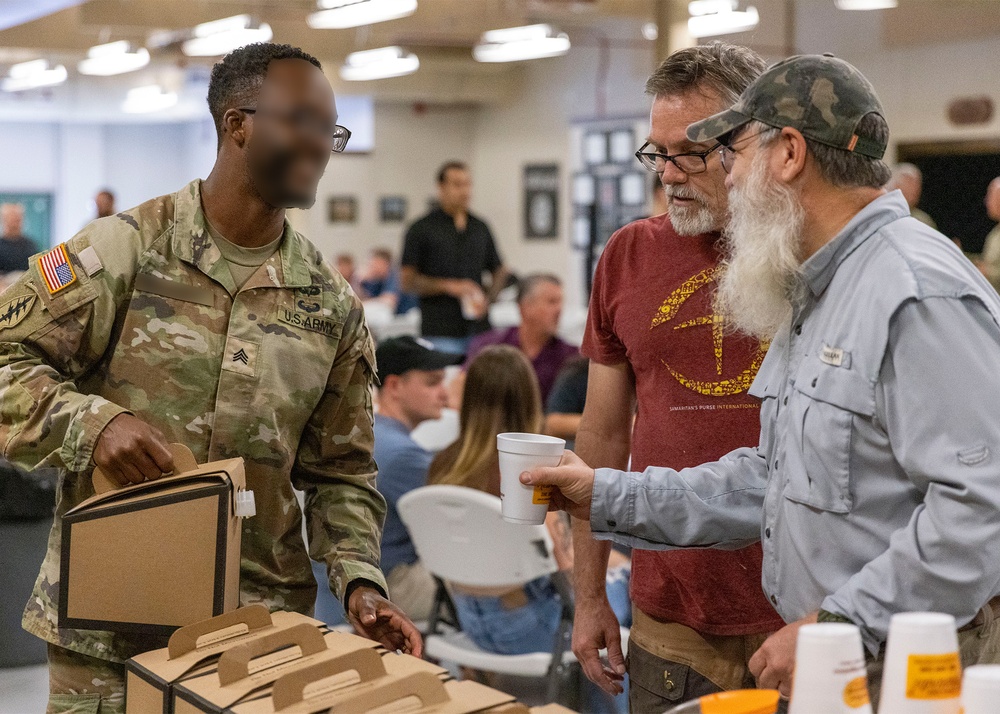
left=348, top=586, right=423, bottom=658
left=93, top=413, right=174, bottom=486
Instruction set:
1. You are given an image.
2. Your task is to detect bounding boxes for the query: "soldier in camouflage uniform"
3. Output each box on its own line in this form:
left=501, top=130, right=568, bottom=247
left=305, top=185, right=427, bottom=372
left=0, top=43, right=419, bottom=713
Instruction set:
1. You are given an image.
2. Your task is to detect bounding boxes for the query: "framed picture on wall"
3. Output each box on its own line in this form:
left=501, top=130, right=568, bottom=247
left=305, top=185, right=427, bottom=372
left=523, top=164, right=559, bottom=240
left=327, top=196, right=357, bottom=224
left=609, top=128, right=634, bottom=164
left=583, top=132, right=608, bottom=166
left=619, top=173, right=646, bottom=206
left=378, top=195, right=407, bottom=223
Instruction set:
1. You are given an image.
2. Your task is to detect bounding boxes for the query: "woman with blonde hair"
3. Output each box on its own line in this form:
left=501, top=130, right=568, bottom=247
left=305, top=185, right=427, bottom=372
left=428, top=345, right=630, bottom=658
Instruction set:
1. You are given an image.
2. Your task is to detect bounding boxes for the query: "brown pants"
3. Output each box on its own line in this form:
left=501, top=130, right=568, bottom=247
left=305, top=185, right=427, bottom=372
left=626, top=609, right=772, bottom=712
left=47, top=644, right=126, bottom=714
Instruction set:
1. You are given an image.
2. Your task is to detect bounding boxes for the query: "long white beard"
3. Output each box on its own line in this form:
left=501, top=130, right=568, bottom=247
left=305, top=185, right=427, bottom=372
left=715, top=152, right=806, bottom=341
left=665, top=185, right=719, bottom=236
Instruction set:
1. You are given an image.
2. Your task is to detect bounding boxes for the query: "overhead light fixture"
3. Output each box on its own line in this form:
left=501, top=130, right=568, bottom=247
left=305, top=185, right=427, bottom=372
left=182, top=15, right=273, bottom=57
left=122, top=84, right=178, bottom=114
left=78, top=41, right=150, bottom=76
left=688, top=0, right=759, bottom=38
left=339, top=46, right=419, bottom=81
left=307, top=0, right=417, bottom=30
left=473, top=24, right=570, bottom=63
left=834, top=0, right=897, bottom=8
left=1, top=59, right=68, bottom=92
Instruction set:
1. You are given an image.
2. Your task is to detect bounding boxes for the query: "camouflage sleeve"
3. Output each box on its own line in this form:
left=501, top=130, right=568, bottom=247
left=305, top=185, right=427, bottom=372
left=0, top=229, right=137, bottom=472
left=292, top=296, right=388, bottom=604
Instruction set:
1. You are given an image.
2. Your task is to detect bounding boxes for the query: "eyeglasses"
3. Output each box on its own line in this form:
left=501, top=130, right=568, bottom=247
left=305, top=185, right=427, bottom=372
left=634, top=141, right=722, bottom=175
left=719, top=129, right=771, bottom=174
left=237, top=107, right=352, bottom=153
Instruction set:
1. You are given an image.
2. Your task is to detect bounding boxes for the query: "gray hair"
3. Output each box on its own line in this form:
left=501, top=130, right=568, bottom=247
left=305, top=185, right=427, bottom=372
left=645, top=42, right=767, bottom=105
left=517, top=273, right=561, bottom=304
left=749, top=114, right=891, bottom=190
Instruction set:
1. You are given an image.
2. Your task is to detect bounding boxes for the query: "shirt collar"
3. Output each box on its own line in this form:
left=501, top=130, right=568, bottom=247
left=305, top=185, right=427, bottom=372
left=801, top=190, right=909, bottom=298
left=171, top=179, right=314, bottom=289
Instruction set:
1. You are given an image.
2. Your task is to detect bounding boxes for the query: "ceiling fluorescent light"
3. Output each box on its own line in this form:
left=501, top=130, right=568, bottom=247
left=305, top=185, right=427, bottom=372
left=122, top=84, right=178, bottom=114
left=1, top=59, right=68, bottom=92
left=339, top=46, right=419, bottom=81
left=78, top=41, right=150, bottom=76
left=473, top=24, right=570, bottom=63
left=688, top=0, right=758, bottom=38
left=182, top=15, right=272, bottom=57
left=834, top=0, right=897, bottom=9
left=308, top=0, right=417, bottom=30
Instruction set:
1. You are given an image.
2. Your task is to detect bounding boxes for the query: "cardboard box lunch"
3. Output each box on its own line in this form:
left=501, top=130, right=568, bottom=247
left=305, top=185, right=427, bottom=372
left=172, top=623, right=437, bottom=713
left=59, top=444, right=252, bottom=635
left=309, top=672, right=515, bottom=714
left=126, top=605, right=324, bottom=714
left=222, top=642, right=449, bottom=714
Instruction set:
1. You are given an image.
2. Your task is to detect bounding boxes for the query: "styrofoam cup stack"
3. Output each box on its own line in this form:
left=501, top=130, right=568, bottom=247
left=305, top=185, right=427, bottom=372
left=789, top=623, right=873, bottom=714
left=960, top=665, right=1000, bottom=714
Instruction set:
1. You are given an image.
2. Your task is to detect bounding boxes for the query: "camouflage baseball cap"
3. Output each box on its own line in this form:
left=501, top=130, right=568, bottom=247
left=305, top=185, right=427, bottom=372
left=686, top=54, right=887, bottom=160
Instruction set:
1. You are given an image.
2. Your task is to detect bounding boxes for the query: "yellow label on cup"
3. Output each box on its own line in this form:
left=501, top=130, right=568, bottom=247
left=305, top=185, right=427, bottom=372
left=905, top=652, right=961, bottom=700
left=843, top=676, right=870, bottom=708
left=532, top=485, right=553, bottom=505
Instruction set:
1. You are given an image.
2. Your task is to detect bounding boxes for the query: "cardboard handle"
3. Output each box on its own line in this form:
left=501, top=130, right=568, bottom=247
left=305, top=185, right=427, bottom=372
left=92, top=442, right=199, bottom=494
left=270, top=647, right=386, bottom=710
left=217, top=623, right=328, bottom=686
left=167, top=604, right=272, bottom=659
left=323, top=672, right=449, bottom=713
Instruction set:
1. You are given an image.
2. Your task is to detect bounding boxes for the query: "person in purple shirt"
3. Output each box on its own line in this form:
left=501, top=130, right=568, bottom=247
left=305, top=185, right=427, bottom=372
left=462, top=274, right=579, bottom=402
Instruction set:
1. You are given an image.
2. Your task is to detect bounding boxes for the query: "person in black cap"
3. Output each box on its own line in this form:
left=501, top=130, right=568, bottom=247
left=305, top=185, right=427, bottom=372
left=373, top=336, right=464, bottom=620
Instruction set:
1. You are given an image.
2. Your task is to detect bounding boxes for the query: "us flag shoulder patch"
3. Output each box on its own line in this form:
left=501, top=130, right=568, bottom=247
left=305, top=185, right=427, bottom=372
left=37, top=244, right=77, bottom=294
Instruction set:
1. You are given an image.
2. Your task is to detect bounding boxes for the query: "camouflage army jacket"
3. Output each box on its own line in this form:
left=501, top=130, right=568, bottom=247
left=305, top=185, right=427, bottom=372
left=0, top=180, right=387, bottom=663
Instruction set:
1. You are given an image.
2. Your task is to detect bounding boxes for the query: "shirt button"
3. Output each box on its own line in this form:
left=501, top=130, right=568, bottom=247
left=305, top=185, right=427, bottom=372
left=770, top=594, right=778, bottom=605
left=773, top=460, right=779, bottom=470
left=607, top=520, right=617, bottom=529
left=795, top=325, right=802, bottom=335
left=783, top=396, right=788, bottom=406
left=765, top=527, right=771, bottom=538
left=811, top=378, right=818, bottom=387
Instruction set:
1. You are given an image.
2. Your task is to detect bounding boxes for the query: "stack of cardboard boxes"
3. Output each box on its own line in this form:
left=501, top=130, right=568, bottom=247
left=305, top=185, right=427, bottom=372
left=58, top=447, right=576, bottom=713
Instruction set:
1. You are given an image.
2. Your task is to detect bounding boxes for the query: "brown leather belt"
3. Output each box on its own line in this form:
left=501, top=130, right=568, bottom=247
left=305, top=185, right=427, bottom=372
left=498, top=588, right=530, bottom=610
left=959, top=595, right=1000, bottom=632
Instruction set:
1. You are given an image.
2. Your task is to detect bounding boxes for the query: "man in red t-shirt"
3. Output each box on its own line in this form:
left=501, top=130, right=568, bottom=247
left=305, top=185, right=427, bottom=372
left=571, top=44, right=782, bottom=710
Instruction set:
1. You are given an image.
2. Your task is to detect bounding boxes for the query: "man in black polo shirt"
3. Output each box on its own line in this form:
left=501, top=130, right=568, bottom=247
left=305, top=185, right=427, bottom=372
left=400, top=161, right=509, bottom=354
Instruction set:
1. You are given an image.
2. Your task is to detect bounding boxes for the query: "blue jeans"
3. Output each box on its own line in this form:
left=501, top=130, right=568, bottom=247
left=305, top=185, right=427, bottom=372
left=422, top=336, right=471, bottom=355
left=452, top=577, right=562, bottom=655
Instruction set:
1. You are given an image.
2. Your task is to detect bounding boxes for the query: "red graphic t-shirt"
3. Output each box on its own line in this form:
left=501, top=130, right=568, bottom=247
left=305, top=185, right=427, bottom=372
left=583, top=213, right=784, bottom=636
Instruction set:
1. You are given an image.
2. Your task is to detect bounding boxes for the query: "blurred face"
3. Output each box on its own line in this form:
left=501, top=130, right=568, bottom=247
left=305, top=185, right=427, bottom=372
left=716, top=130, right=806, bottom=341
left=242, top=58, right=336, bottom=209
left=367, top=255, right=391, bottom=281
left=439, top=168, right=471, bottom=214
left=391, top=369, right=449, bottom=426
left=336, top=256, right=355, bottom=279
left=1, top=205, right=23, bottom=236
left=897, top=174, right=921, bottom=208
left=95, top=192, right=115, bottom=218
left=648, top=90, right=729, bottom=236
left=986, top=181, right=1000, bottom=222
left=520, top=281, right=563, bottom=338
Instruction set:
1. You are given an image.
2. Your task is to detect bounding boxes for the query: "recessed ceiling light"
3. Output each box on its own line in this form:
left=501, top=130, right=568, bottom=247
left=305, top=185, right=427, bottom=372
left=182, top=15, right=273, bottom=57
left=78, top=41, right=150, bottom=76
left=339, top=46, right=419, bottom=81
left=473, top=24, right=570, bottom=63
left=308, top=0, right=417, bottom=30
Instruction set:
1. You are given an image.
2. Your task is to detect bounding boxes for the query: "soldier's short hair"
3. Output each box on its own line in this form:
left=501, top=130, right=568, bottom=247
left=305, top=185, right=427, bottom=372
left=645, top=42, right=767, bottom=106
left=207, top=43, right=322, bottom=149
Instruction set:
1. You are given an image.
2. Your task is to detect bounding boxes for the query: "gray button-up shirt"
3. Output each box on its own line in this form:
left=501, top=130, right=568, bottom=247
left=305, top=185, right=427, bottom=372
left=590, top=191, right=1000, bottom=654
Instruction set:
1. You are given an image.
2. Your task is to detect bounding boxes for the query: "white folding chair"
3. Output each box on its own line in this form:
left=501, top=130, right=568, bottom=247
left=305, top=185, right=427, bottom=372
left=397, top=485, right=581, bottom=704
left=409, top=407, right=460, bottom=453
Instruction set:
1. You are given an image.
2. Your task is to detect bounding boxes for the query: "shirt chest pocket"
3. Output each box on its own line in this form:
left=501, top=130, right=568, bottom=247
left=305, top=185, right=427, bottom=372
left=784, top=357, right=875, bottom=513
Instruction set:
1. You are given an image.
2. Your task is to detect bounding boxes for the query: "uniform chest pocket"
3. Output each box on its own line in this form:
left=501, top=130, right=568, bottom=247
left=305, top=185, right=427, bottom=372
left=785, top=357, right=875, bottom=514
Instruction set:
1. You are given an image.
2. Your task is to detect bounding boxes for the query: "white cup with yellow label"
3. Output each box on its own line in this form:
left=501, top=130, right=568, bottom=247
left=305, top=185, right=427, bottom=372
left=497, top=433, right=565, bottom=525
left=878, top=612, right=961, bottom=714
left=789, top=623, right=872, bottom=714
left=961, top=665, right=1000, bottom=714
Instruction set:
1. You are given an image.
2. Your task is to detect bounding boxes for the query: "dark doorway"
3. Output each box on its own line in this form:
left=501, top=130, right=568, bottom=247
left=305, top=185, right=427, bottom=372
left=897, top=140, right=1000, bottom=253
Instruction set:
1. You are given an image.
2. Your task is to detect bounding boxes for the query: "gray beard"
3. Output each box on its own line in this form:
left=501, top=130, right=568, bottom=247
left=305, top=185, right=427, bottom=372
left=715, top=152, right=806, bottom=341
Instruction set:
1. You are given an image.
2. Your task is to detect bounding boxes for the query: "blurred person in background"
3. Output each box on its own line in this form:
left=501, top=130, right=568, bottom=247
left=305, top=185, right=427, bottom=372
left=887, top=163, right=936, bottom=228
left=978, top=176, right=1000, bottom=292
left=0, top=203, right=40, bottom=276
left=360, top=247, right=418, bottom=314
left=94, top=189, right=116, bottom=219
left=335, top=252, right=363, bottom=295
left=401, top=161, right=508, bottom=354
left=543, top=356, right=590, bottom=451
left=461, top=274, right=578, bottom=404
